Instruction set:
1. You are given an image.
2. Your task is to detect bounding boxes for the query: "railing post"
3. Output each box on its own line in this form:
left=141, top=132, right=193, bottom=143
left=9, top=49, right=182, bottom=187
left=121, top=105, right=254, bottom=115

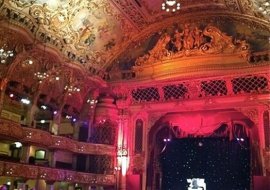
left=225, top=78, right=234, bottom=95
left=157, top=86, right=164, bottom=101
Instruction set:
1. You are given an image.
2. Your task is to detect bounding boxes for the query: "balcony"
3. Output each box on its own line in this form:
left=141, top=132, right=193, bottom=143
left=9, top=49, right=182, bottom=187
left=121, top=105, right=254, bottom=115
left=0, top=160, right=115, bottom=185
left=0, top=119, right=115, bottom=156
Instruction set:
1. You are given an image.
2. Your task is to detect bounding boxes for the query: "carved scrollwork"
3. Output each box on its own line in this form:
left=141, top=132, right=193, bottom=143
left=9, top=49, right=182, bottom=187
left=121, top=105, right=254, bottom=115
left=236, top=107, right=258, bottom=125
left=0, top=0, right=3, bottom=8
left=29, top=5, right=51, bottom=25
left=201, top=25, right=235, bottom=54
left=224, top=0, right=241, bottom=11
left=134, top=24, right=250, bottom=66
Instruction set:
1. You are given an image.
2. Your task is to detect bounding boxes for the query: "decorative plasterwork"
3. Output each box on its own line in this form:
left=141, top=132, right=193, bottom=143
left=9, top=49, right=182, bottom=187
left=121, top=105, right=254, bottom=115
left=0, top=118, right=115, bottom=155
left=1, top=161, right=115, bottom=185
left=0, top=0, right=269, bottom=72
left=236, top=107, right=259, bottom=125
left=0, top=0, right=136, bottom=69
left=108, top=14, right=269, bottom=70
left=111, top=0, right=147, bottom=29
left=134, top=25, right=249, bottom=66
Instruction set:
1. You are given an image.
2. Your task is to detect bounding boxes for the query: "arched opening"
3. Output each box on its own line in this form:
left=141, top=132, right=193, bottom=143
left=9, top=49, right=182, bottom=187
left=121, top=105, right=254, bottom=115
left=146, top=109, right=260, bottom=190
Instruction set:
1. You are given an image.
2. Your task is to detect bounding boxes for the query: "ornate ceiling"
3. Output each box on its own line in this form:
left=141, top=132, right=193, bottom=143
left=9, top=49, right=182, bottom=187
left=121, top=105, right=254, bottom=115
left=0, top=0, right=269, bottom=74
left=0, top=0, right=269, bottom=120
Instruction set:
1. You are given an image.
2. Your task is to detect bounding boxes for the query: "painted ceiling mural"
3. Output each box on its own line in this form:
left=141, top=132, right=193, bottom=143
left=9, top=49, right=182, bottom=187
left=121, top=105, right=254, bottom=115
left=0, top=0, right=137, bottom=67
left=0, top=0, right=269, bottom=74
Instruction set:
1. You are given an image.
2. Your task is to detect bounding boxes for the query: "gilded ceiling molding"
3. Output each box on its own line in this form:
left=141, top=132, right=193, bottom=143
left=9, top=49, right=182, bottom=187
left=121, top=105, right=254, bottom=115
left=1, top=0, right=269, bottom=73
left=111, top=0, right=147, bottom=29
left=0, top=0, right=136, bottom=72
left=0, top=22, right=107, bottom=87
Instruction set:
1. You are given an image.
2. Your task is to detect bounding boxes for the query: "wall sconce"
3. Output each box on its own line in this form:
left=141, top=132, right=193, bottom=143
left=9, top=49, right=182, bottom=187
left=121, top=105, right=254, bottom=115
left=117, top=146, right=129, bottom=176
left=117, top=147, right=128, bottom=157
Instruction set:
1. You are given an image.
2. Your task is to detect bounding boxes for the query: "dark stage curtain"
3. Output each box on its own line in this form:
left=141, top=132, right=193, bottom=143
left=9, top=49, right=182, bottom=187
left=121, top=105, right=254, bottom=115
left=160, top=137, right=250, bottom=190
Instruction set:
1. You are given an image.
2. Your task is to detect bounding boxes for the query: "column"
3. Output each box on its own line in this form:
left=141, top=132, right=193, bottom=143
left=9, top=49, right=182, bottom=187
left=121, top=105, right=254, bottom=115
left=50, top=151, right=56, bottom=168
left=52, top=93, right=68, bottom=135
left=73, top=123, right=80, bottom=140
left=35, top=179, right=46, bottom=190
left=21, top=145, right=31, bottom=164
left=116, top=98, right=131, bottom=190
left=0, top=77, right=8, bottom=114
left=68, top=184, right=75, bottom=190
left=87, top=89, right=99, bottom=140
left=27, top=89, right=41, bottom=127
left=257, top=107, right=268, bottom=176
left=72, top=154, right=77, bottom=170
left=45, top=181, right=55, bottom=190
left=46, top=184, right=54, bottom=190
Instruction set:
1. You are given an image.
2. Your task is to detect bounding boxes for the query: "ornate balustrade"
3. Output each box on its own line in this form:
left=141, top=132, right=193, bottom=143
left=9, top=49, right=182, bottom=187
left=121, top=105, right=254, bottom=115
left=126, top=72, right=270, bottom=105
left=0, top=119, right=115, bottom=155
left=0, top=161, right=115, bottom=185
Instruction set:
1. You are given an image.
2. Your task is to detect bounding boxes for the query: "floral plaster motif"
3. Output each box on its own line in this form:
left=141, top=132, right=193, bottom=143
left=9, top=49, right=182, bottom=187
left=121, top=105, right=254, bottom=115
left=3, top=0, right=136, bottom=67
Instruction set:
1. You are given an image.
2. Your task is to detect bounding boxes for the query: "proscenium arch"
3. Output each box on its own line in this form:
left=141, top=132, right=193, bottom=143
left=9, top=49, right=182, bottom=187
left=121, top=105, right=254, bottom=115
left=146, top=109, right=260, bottom=189
left=105, top=13, right=270, bottom=68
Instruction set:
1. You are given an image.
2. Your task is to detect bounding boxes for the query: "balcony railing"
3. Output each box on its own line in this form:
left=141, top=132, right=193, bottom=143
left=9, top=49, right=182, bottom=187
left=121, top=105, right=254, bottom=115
left=0, top=161, right=115, bottom=185
left=128, top=72, right=270, bottom=105
left=0, top=119, right=115, bottom=155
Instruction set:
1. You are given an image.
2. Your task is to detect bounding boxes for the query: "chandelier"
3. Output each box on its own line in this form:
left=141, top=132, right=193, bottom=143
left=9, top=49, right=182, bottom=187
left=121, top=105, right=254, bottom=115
left=34, top=71, right=49, bottom=83
left=254, top=0, right=270, bottom=17
left=162, top=0, right=181, bottom=12
left=64, top=85, right=80, bottom=95
left=0, top=45, right=14, bottom=64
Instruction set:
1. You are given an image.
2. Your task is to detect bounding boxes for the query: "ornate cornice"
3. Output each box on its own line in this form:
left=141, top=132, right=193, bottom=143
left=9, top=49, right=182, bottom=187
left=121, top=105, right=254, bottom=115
left=0, top=119, right=115, bottom=155
left=0, top=0, right=269, bottom=72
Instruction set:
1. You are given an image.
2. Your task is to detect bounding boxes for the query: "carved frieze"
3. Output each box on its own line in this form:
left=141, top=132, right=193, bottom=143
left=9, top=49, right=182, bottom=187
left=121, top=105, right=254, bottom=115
left=236, top=107, right=259, bottom=125
left=134, top=24, right=250, bottom=66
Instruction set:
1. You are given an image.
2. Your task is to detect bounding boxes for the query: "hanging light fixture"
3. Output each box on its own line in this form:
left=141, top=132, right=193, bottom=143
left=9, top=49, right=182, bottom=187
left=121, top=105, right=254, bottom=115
left=161, top=0, right=181, bottom=12
left=0, top=21, right=15, bottom=64
left=0, top=44, right=14, bottom=64
left=64, top=85, right=81, bottom=95
left=34, top=46, right=49, bottom=83
left=254, top=0, right=270, bottom=17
